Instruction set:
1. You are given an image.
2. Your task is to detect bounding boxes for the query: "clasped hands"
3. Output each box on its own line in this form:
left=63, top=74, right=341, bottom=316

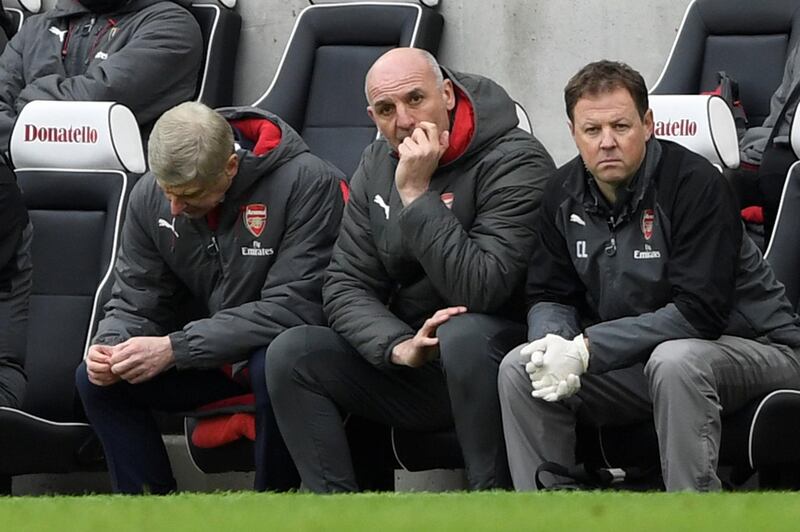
left=86, top=336, right=175, bottom=386
left=520, top=333, right=590, bottom=402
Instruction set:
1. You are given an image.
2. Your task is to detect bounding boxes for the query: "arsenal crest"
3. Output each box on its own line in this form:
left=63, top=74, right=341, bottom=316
left=440, top=192, right=454, bottom=210
left=641, top=209, right=655, bottom=241
left=243, top=203, right=267, bottom=238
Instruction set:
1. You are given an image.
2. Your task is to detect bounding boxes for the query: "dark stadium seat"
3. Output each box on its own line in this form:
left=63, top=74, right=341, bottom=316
left=650, top=0, right=800, bottom=128
left=0, top=101, right=145, bottom=494
left=0, top=0, right=41, bottom=50
left=184, top=0, right=444, bottom=479
left=2, top=0, right=39, bottom=32
left=189, top=0, right=241, bottom=107
left=251, top=0, right=444, bottom=178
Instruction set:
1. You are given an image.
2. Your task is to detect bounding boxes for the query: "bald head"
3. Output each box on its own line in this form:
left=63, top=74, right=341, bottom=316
left=363, top=47, right=454, bottom=150
left=365, top=48, right=443, bottom=104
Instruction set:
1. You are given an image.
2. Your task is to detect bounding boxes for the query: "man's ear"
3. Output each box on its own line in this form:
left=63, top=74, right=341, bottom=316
left=226, top=153, right=239, bottom=180
left=367, top=106, right=376, bottom=125
left=643, top=108, right=654, bottom=140
left=568, top=119, right=576, bottom=138
left=443, top=79, right=456, bottom=111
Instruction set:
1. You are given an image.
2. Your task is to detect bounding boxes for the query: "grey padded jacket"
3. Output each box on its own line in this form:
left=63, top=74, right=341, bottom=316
left=93, top=107, right=345, bottom=370
left=0, top=0, right=202, bottom=149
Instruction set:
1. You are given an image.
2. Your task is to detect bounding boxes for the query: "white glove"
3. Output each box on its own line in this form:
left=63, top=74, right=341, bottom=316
left=531, top=373, right=581, bottom=402
left=519, top=333, right=590, bottom=401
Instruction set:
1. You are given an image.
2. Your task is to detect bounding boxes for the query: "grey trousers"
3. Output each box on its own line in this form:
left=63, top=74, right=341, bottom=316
left=498, top=335, right=800, bottom=491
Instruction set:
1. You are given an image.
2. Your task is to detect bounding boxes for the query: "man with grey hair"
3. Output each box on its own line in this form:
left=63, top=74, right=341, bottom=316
left=76, top=101, right=345, bottom=494
left=266, top=47, right=555, bottom=492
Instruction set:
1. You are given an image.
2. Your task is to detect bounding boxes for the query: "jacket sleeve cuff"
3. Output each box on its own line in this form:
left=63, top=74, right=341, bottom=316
left=527, top=302, right=582, bottom=342
left=169, top=330, right=192, bottom=370
left=384, top=334, right=415, bottom=368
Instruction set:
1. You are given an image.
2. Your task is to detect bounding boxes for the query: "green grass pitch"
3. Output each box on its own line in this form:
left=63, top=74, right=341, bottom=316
left=2, top=491, right=799, bottom=531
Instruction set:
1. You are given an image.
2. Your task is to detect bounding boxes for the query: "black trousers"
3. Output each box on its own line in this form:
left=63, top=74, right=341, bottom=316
left=265, top=313, right=525, bottom=492
left=75, top=349, right=299, bottom=494
left=759, top=143, right=797, bottom=241
left=726, top=143, right=797, bottom=244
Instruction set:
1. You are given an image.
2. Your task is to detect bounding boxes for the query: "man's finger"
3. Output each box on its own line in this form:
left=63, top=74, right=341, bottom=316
left=520, top=338, right=548, bottom=356
left=411, top=126, right=430, bottom=144
left=108, top=344, right=137, bottom=366
left=110, top=356, right=139, bottom=376
left=416, top=336, right=438, bottom=347
left=416, top=121, right=439, bottom=141
left=532, top=385, right=558, bottom=399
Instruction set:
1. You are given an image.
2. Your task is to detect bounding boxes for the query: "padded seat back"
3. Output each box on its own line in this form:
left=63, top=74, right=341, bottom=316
left=764, top=113, right=800, bottom=309
left=2, top=0, right=40, bottom=31
left=649, top=94, right=740, bottom=168
left=8, top=101, right=144, bottom=421
left=651, top=0, right=800, bottom=127
left=253, top=1, right=444, bottom=178
left=189, top=0, right=241, bottom=107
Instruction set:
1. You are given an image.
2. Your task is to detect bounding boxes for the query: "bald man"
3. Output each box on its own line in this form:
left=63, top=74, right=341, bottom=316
left=266, top=48, right=555, bottom=492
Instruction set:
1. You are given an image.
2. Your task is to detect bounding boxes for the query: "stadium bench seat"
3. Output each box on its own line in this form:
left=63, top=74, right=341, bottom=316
left=0, top=101, right=145, bottom=494
left=190, top=0, right=241, bottom=107
left=0, top=0, right=40, bottom=50
left=2, top=0, right=39, bottom=32
left=251, top=0, right=444, bottom=179
left=651, top=0, right=800, bottom=128
left=184, top=0, right=444, bottom=478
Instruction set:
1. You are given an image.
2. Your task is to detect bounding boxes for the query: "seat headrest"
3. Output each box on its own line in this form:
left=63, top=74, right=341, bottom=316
left=791, top=109, right=800, bottom=160
left=2, top=0, right=41, bottom=13
left=649, top=94, right=740, bottom=169
left=10, top=101, right=146, bottom=174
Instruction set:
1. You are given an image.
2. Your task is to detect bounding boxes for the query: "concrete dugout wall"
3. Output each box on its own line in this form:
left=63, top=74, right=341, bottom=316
left=40, top=0, right=693, bottom=163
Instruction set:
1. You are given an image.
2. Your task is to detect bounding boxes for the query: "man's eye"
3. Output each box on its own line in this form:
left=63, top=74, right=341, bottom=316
left=409, top=94, right=423, bottom=104
left=377, top=106, right=394, bottom=117
left=614, top=124, right=630, bottom=131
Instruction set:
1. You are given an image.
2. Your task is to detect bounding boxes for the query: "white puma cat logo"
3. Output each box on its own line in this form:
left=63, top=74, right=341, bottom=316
left=49, top=26, right=68, bottom=43
left=569, top=213, right=586, bottom=226
left=373, top=194, right=390, bottom=220
left=158, top=217, right=179, bottom=238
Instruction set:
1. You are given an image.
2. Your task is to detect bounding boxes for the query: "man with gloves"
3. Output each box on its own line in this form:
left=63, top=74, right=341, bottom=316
left=0, top=0, right=202, bottom=150
left=75, top=102, right=344, bottom=494
left=499, top=60, right=800, bottom=492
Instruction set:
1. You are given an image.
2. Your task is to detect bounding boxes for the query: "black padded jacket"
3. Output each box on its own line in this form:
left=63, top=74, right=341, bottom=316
left=0, top=0, right=202, bottom=149
left=527, top=139, right=800, bottom=375
left=323, top=68, right=556, bottom=369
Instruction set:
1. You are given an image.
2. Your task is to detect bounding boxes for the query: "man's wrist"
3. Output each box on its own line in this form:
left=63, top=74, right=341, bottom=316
left=397, top=186, right=427, bottom=206
left=571, top=333, right=590, bottom=372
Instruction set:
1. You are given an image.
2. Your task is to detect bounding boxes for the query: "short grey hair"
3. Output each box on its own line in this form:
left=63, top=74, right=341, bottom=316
left=364, top=48, right=444, bottom=102
left=147, top=101, right=234, bottom=188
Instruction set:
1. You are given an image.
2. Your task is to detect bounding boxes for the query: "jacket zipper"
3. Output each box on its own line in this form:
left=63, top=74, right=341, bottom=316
left=86, top=18, right=117, bottom=65
left=207, top=234, right=224, bottom=272
left=604, top=216, right=618, bottom=257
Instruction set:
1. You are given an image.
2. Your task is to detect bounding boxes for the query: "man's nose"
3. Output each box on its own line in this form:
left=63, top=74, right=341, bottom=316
left=169, top=196, right=186, bottom=216
left=395, top=104, right=415, bottom=131
left=599, top=127, right=616, bottom=149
